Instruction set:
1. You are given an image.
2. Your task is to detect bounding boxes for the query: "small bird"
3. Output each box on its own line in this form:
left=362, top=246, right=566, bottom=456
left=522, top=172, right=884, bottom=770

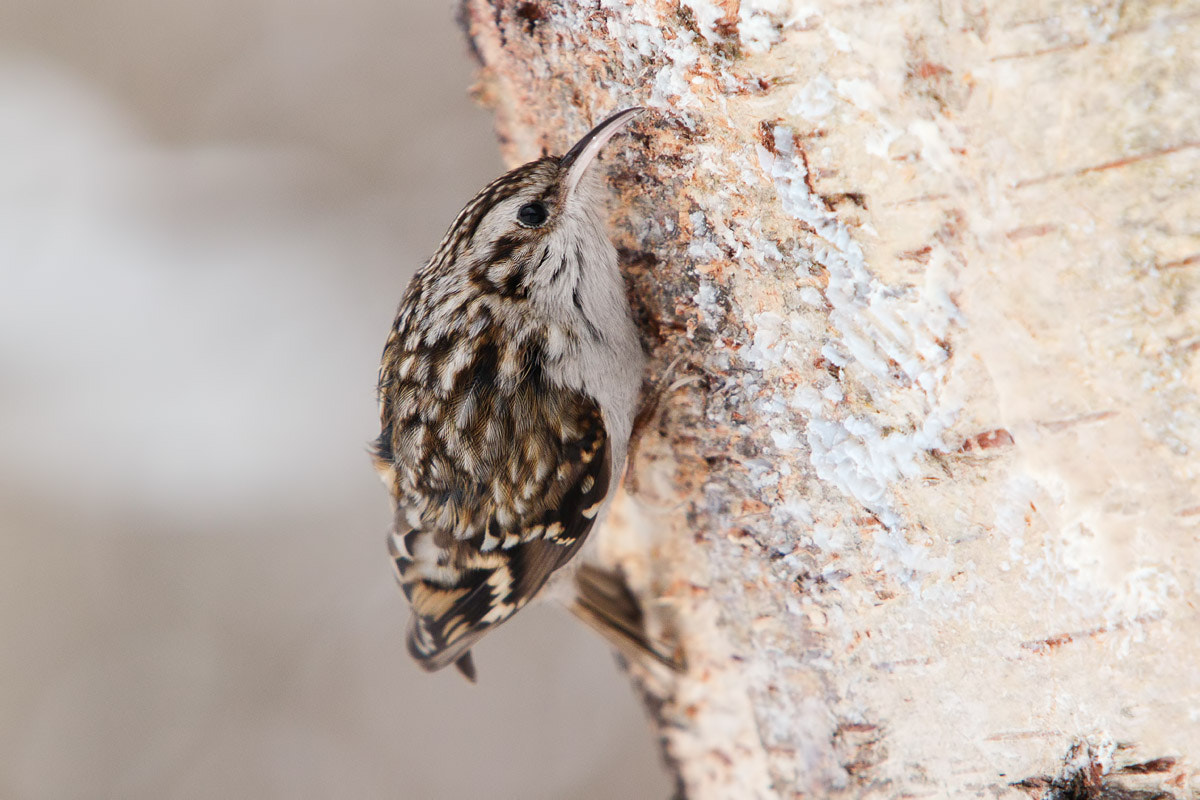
left=373, top=108, right=647, bottom=680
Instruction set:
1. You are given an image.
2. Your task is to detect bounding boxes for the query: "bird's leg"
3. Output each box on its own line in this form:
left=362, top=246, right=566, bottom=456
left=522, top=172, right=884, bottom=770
left=571, top=563, right=685, bottom=672
left=624, top=355, right=700, bottom=493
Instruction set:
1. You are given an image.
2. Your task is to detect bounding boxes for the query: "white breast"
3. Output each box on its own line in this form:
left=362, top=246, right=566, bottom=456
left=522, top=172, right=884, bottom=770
left=537, top=208, right=645, bottom=481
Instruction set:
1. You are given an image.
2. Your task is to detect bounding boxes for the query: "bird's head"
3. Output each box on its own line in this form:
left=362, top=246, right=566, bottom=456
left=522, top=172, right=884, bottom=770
left=428, top=108, right=643, bottom=300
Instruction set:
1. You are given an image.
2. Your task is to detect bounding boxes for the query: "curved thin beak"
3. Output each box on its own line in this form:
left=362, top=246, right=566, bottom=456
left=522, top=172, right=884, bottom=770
left=560, top=107, right=643, bottom=198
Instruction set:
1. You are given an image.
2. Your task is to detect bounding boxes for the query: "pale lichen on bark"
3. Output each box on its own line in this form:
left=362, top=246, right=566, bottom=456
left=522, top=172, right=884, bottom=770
left=460, top=0, right=1200, bottom=797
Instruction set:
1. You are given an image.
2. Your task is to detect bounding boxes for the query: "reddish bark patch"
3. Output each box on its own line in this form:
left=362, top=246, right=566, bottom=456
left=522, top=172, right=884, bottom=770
left=1014, top=140, right=1200, bottom=188
left=897, top=245, right=933, bottom=263
left=1013, top=741, right=1180, bottom=798
left=515, top=1, right=543, bottom=31
left=959, top=428, right=1015, bottom=451
left=1021, top=632, right=1073, bottom=653
left=1117, top=759, right=1177, bottom=775
left=1160, top=253, right=1199, bottom=270
left=912, top=61, right=951, bottom=79
left=758, top=119, right=780, bottom=153
left=821, top=191, right=868, bottom=211
left=1006, top=223, right=1059, bottom=240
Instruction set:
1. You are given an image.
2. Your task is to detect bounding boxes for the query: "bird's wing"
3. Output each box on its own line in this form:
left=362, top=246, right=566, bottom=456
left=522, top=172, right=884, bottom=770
left=387, top=405, right=611, bottom=677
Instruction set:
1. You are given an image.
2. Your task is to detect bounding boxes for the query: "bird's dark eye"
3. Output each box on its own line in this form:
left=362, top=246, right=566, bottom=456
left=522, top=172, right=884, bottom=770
left=516, top=201, right=548, bottom=227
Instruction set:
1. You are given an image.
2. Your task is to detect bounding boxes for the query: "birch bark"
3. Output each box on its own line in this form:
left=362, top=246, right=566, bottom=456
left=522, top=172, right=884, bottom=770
left=460, top=1, right=1200, bottom=797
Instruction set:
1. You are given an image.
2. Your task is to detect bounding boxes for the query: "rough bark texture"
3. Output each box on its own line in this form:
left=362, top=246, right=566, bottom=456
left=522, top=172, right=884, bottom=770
left=460, top=1, right=1200, bottom=797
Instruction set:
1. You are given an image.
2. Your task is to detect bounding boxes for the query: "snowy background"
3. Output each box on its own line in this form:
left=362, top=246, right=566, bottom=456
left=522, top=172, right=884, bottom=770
left=0, top=1, right=668, bottom=797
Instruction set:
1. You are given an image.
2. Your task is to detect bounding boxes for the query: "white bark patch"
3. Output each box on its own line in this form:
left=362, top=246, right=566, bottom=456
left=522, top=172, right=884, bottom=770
left=757, top=125, right=958, bottom=583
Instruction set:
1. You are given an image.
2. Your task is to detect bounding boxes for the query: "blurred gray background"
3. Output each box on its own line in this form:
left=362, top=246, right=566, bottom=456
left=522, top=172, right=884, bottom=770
left=0, top=1, right=669, bottom=797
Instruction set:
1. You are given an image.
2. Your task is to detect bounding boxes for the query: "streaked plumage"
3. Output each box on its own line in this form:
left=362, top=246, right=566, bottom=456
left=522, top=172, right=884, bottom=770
left=373, top=109, right=646, bottom=679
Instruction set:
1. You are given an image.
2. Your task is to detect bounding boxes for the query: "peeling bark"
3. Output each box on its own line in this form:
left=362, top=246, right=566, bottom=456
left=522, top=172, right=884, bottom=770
left=459, top=1, right=1200, bottom=797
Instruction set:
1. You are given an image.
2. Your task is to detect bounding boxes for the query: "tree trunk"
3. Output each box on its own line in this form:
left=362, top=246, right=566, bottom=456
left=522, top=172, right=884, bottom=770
left=459, top=1, right=1200, bottom=797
